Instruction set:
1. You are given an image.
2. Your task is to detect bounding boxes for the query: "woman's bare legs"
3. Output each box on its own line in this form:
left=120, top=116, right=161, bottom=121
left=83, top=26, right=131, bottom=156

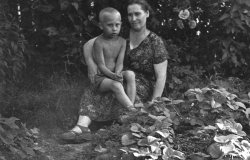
left=60, top=115, right=92, bottom=140
left=71, top=115, right=91, bottom=133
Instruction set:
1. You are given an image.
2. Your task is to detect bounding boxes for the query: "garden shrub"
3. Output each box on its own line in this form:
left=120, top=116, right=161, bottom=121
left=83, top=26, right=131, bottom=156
left=0, top=0, right=26, bottom=84
left=14, top=0, right=250, bottom=85
left=89, top=84, right=250, bottom=160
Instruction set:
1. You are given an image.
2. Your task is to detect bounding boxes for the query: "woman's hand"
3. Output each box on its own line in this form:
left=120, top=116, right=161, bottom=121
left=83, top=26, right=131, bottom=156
left=88, top=67, right=97, bottom=83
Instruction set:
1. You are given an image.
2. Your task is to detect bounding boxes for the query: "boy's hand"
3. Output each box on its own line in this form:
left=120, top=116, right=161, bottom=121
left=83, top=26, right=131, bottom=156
left=111, top=73, right=123, bottom=83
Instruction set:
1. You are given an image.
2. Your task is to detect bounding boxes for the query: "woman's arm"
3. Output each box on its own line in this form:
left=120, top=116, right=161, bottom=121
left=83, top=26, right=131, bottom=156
left=151, top=59, right=168, bottom=100
left=151, top=34, right=169, bottom=100
left=83, top=37, right=98, bottom=83
left=115, top=38, right=126, bottom=74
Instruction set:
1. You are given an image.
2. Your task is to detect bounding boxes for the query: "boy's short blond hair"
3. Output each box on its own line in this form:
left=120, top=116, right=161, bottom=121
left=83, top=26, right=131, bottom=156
left=99, top=7, right=120, bottom=22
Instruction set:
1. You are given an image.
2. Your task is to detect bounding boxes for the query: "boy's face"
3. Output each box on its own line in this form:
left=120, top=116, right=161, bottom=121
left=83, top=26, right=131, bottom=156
left=100, top=12, right=121, bottom=38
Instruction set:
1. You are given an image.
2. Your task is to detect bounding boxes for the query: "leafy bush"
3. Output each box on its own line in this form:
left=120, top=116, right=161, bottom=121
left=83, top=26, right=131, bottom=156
left=6, top=0, right=249, bottom=79
left=0, top=114, right=39, bottom=159
left=89, top=83, right=250, bottom=160
left=0, top=0, right=26, bottom=84
left=208, top=0, right=250, bottom=76
left=2, top=0, right=250, bottom=80
left=19, top=0, right=102, bottom=73
left=157, top=0, right=250, bottom=77
left=184, top=85, right=250, bottom=126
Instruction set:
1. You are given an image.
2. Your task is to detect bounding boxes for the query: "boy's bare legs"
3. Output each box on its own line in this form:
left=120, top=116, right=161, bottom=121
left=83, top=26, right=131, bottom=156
left=67, top=77, right=132, bottom=135
left=61, top=76, right=135, bottom=139
left=99, top=78, right=133, bottom=107
left=72, top=76, right=135, bottom=133
left=122, top=70, right=136, bottom=103
left=62, top=74, right=135, bottom=137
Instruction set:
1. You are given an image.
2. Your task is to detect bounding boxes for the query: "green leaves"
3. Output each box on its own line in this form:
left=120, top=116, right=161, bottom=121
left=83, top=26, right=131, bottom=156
left=0, top=116, right=19, bottom=129
left=219, top=13, right=230, bottom=21
left=162, top=147, right=185, bottom=160
left=216, top=119, right=246, bottom=136
left=35, top=4, right=54, bottom=13
left=211, top=134, right=250, bottom=159
left=207, top=143, right=224, bottom=158
left=0, top=115, right=39, bottom=159
left=0, top=3, right=26, bottom=84
left=121, top=133, right=136, bottom=146
left=185, top=85, right=249, bottom=121
left=130, top=123, right=146, bottom=133
left=119, top=96, right=185, bottom=159
left=183, top=84, right=250, bottom=159
left=214, top=134, right=242, bottom=143
left=245, top=108, right=250, bottom=118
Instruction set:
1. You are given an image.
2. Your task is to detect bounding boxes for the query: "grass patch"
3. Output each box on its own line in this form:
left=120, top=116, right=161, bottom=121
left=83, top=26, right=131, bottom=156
left=0, top=70, right=90, bottom=133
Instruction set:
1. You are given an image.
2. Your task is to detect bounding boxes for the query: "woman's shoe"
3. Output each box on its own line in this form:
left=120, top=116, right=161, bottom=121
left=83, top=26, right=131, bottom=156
left=59, top=125, right=92, bottom=143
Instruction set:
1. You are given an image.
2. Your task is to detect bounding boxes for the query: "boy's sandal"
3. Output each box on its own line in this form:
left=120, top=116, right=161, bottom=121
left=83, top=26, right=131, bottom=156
left=127, top=105, right=137, bottom=112
left=59, top=125, right=92, bottom=143
left=118, top=114, right=131, bottom=123
left=119, top=107, right=149, bottom=123
left=119, top=110, right=137, bottom=123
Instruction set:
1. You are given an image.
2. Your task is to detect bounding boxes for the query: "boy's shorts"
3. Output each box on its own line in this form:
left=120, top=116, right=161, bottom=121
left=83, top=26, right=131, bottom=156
left=94, top=74, right=106, bottom=89
left=94, top=73, right=123, bottom=90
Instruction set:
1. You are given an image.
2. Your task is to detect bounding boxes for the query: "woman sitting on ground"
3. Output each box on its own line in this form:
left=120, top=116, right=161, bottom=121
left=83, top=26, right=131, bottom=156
left=60, top=0, right=168, bottom=142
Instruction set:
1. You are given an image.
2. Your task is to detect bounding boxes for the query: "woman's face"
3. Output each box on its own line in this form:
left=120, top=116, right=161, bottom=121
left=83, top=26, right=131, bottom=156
left=127, top=4, right=149, bottom=31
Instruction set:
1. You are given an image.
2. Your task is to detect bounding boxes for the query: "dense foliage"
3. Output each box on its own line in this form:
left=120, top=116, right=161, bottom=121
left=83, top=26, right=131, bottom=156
left=1, top=0, right=245, bottom=101
left=0, top=115, right=41, bottom=159
left=12, top=0, right=250, bottom=78
left=1, top=0, right=250, bottom=159
left=87, top=84, right=250, bottom=160
left=0, top=0, right=26, bottom=84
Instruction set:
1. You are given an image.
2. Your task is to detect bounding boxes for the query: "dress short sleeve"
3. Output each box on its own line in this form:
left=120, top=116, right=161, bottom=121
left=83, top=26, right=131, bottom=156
left=152, top=35, right=168, bottom=64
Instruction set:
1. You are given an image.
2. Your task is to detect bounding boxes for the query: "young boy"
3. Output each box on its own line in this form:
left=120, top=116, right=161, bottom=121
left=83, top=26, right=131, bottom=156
left=93, top=7, right=136, bottom=111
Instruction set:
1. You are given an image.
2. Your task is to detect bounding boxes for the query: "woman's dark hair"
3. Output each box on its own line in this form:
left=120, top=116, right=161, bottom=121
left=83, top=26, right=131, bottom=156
left=127, top=0, right=153, bottom=15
